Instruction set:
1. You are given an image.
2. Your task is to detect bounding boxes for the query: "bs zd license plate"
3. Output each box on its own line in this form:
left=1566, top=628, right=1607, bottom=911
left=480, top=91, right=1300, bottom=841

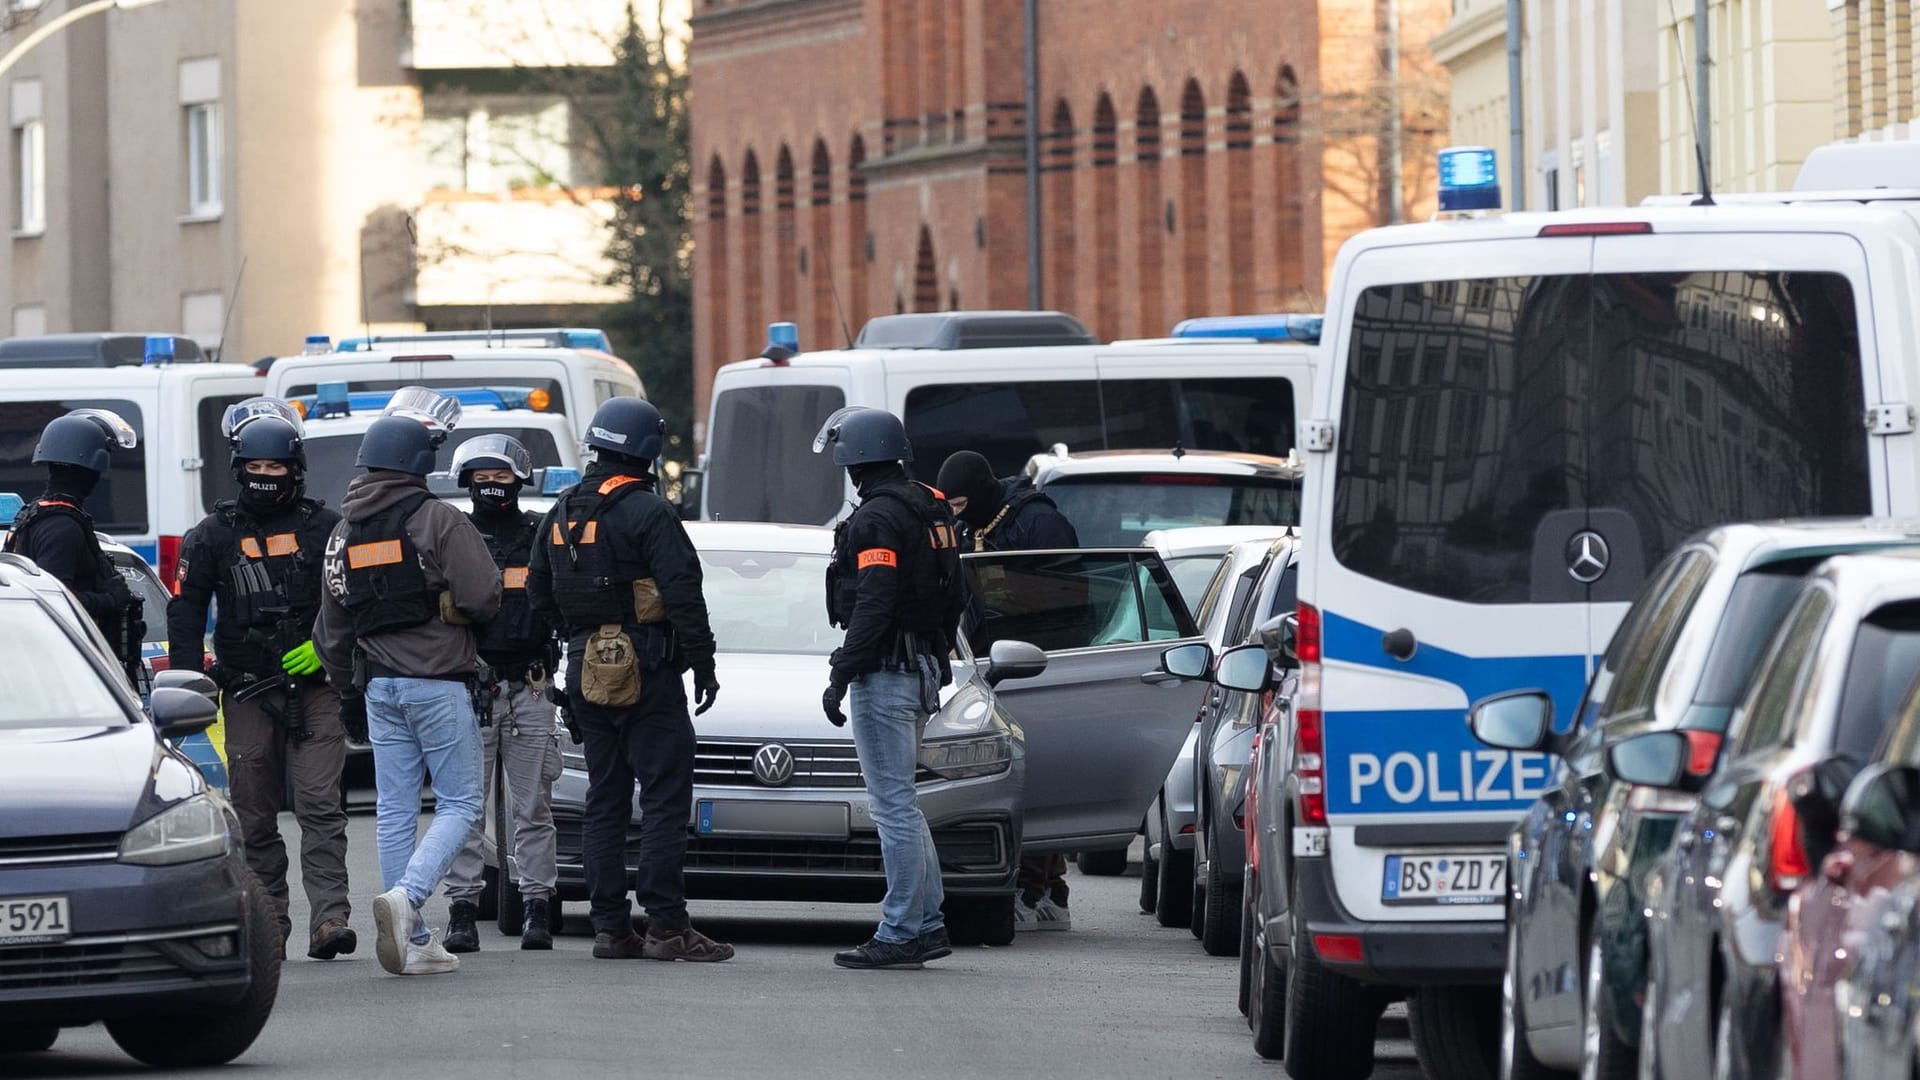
left=0, top=896, right=70, bottom=945
left=1380, top=854, right=1505, bottom=905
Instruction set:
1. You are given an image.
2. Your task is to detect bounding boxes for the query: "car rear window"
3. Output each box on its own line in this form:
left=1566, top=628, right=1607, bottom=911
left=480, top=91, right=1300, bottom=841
left=1331, top=271, right=1870, bottom=603
left=303, top=426, right=565, bottom=511
left=1830, top=603, right=1920, bottom=760
left=1694, top=560, right=1825, bottom=709
left=1041, top=475, right=1300, bottom=548
left=706, top=384, right=847, bottom=524
left=0, top=398, right=148, bottom=533
left=1165, top=553, right=1227, bottom=608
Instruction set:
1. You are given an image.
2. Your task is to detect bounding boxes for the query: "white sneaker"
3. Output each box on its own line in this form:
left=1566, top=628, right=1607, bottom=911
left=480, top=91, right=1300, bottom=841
left=371, top=886, right=414, bottom=975
left=1031, top=896, right=1072, bottom=931
left=1013, top=897, right=1038, bottom=932
left=400, top=931, right=461, bottom=976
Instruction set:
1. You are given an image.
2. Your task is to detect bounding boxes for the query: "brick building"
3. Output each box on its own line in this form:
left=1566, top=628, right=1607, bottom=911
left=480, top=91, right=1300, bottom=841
left=687, top=0, right=1449, bottom=426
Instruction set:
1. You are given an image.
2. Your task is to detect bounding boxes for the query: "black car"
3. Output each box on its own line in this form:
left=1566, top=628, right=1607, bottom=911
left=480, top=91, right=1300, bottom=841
left=0, top=565, right=277, bottom=1067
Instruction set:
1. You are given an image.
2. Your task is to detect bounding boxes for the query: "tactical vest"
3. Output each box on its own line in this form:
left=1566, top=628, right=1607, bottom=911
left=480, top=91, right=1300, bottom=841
left=339, top=491, right=436, bottom=638
left=473, top=511, right=541, bottom=659
left=827, top=481, right=962, bottom=638
left=6, top=498, right=107, bottom=574
left=215, top=499, right=324, bottom=630
left=545, top=475, right=654, bottom=630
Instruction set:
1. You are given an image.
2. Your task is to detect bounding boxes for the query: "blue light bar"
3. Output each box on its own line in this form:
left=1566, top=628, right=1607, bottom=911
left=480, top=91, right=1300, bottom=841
left=540, top=467, right=581, bottom=496
left=332, top=329, right=612, bottom=353
left=1171, top=314, right=1324, bottom=344
left=311, top=381, right=353, bottom=420
left=0, top=493, right=21, bottom=525
left=560, top=330, right=612, bottom=351
left=296, top=385, right=537, bottom=420
left=143, top=335, right=176, bottom=366
left=767, top=322, right=799, bottom=351
left=1437, top=146, right=1501, bottom=213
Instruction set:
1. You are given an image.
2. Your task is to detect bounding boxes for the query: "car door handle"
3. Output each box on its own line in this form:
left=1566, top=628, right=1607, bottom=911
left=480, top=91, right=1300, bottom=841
left=1139, top=671, right=1185, bottom=687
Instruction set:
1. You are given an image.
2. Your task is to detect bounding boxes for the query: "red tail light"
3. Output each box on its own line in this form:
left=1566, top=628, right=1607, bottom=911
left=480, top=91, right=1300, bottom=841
left=1682, top=730, right=1722, bottom=777
left=1769, top=787, right=1811, bottom=892
left=158, top=535, right=183, bottom=595
left=1295, top=601, right=1326, bottom=826
left=1312, top=933, right=1364, bottom=964
left=1537, top=221, right=1653, bottom=237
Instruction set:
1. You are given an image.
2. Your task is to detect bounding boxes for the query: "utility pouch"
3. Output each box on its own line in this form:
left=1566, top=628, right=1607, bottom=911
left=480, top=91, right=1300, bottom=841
left=438, top=591, right=471, bottom=626
left=632, top=578, right=667, bottom=624
left=227, top=560, right=277, bottom=628
left=632, top=623, right=673, bottom=671
left=351, top=647, right=369, bottom=693
left=581, top=623, right=641, bottom=707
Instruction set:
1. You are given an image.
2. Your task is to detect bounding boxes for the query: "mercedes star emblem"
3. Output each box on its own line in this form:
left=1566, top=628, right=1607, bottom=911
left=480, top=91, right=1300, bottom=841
left=752, top=743, right=795, bottom=787
left=1566, top=530, right=1611, bottom=584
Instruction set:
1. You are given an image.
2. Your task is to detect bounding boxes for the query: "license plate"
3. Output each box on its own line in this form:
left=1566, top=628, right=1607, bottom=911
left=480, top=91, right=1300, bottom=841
left=696, top=800, right=849, bottom=840
left=0, top=896, right=70, bottom=945
left=1380, top=853, right=1504, bottom=905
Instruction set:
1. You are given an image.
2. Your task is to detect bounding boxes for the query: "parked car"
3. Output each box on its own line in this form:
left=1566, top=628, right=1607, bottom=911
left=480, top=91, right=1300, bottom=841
left=546, top=523, right=1211, bottom=945
left=0, top=560, right=277, bottom=1067
left=1025, top=446, right=1303, bottom=549
left=1623, top=549, right=1920, bottom=1080
left=1467, top=521, right=1920, bottom=1079
left=1239, top=615, right=1300, bottom=1052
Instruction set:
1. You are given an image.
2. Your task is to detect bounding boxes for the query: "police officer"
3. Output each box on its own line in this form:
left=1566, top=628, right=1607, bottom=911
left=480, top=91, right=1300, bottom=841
left=936, top=449, right=1080, bottom=931
left=440, top=435, right=563, bottom=953
left=5, top=409, right=140, bottom=679
left=814, top=408, right=966, bottom=970
left=168, top=399, right=354, bottom=962
left=526, top=397, right=732, bottom=964
left=312, top=398, right=503, bottom=978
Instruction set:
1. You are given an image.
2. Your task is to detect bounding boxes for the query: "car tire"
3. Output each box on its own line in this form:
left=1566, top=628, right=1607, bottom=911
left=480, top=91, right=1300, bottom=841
left=1249, top=936, right=1288, bottom=1060
left=1237, top=877, right=1256, bottom=1014
left=498, top=880, right=526, bottom=936
left=477, top=863, right=500, bottom=921
left=1155, top=802, right=1194, bottom=928
left=1504, top=913, right=1572, bottom=1080
left=1199, top=825, right=1242, bottom=957
left=107, top=870, right=281, bottom=1067
left=1408, top=986, right=1500, bottom=1080
left=0, top=1025, right=57, bottom=1054
left=1076, top=848, right=1128, bottom=876
left=1582, top=935, right=1637, bottom=1080
left=494, top=781, right=524, bottom=934
left=945, top=895, right=1016, bottom=948
left=1283, top=920, right=1380, bottom=1080
left=1139, top=817, right=1160, bottom=914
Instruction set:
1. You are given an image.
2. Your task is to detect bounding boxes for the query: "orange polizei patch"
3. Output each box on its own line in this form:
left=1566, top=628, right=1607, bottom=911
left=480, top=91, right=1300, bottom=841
left=346, top=540, right=404, bottom=569
left=857, top=548, right=898, bottom=569
left=265, top=534, right=299, bottom=557
left=502, top=566, right=530, bottom=589
left=239, top=537, right=264, bottom=559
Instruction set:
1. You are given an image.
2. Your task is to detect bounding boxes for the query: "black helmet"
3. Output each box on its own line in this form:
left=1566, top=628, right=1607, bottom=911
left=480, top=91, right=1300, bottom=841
left=356, top=416, right=439, bottom=476
left=230, top=415, right=306, bottom=473
left=584, top=397, right=665, bottom=461
left=33, top=408, right=138, bottom=473
left=451, top=434, right=533, bottom=485
left=812, top=406, right=912, bottom=466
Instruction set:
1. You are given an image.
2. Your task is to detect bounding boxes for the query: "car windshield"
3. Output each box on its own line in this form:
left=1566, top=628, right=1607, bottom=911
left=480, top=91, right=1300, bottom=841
left=0, top=601, right=130, bottom=729
left=303, top=426, right=567, bottom=510
left=1165, top=553, right=1228, bottom=608
left=1042, top=476, right=1300, bottom=548
left=701, top=549, right=841, bottom=656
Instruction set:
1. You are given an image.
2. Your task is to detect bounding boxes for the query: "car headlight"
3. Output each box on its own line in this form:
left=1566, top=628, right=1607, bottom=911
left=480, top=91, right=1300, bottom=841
left=918, top=733, right=1012, bottom=781
left=119, top=795, right=230, bottom=866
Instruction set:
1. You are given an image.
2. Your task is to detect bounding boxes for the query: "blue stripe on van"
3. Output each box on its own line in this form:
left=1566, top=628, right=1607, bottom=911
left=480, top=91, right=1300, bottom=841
left=1320, top=611, right=1591, bottom=816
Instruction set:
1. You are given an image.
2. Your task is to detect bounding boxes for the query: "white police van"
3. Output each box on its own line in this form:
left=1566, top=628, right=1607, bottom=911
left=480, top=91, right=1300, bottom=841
left=1276, top=144, right=1920, bottom=1073
left=264, top=328, right=643, bottom=441
left=700, top=311, right=1318, bottom=523
left=0, top=336, right=266, bottom=582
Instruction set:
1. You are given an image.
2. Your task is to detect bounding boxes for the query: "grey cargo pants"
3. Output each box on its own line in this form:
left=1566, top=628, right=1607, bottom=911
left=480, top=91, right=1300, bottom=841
left=443, top=681, right=563, bottom=903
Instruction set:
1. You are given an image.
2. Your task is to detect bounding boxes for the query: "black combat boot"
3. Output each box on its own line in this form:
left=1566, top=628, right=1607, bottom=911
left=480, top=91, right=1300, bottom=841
left=444, top=900, right=480, bottom=954
left=521, top=899, right=553, bottom=951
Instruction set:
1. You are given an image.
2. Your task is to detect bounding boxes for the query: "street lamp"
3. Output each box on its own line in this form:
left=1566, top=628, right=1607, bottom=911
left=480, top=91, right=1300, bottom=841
left=0, top=0, right=166, bottom=81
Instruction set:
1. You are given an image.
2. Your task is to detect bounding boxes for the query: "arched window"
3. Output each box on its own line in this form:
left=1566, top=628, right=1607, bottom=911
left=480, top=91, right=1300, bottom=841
left=739, top=148, right=763, bottom=355
left=774, top=144, right=798, bottom=325
left=846, top=134, right=869, bottom=328
left=1090, top=92, right=1120, bottom=339
left=1046, top=98, right=1076, bottom=313
left=705, top=153, right=730, bottom=366
left=1135, top=86, right=1164, bottom=338
left=913, top=225, right=938, bottom=312
left=1179, top=78, right=1208, bottom=321
left=1275, top=66, right=1305, bottom=294
left=808, top=138, right=838, bottom=346
left=1225, top=71, right=1254, bottom=312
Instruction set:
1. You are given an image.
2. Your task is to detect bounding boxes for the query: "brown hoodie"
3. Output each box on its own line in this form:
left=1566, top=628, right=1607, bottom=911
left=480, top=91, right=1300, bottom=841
left=313, top=471, right=503, bottom=685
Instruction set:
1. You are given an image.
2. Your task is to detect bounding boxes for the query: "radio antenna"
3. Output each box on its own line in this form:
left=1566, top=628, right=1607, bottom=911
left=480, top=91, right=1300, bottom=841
left=1664, top=0, right=1714, bottom=206
left=824, top=259, right=856, bottom=349
left=215, top=256, right=247, bottom=363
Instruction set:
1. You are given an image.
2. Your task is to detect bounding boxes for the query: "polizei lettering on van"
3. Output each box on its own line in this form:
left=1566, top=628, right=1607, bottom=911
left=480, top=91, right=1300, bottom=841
left=1323, top=708, right=1557, bottom=814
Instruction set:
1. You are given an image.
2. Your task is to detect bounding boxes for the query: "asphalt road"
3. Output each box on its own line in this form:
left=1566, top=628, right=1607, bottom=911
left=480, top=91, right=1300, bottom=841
left=22, top=811, right=1425, bottom=1080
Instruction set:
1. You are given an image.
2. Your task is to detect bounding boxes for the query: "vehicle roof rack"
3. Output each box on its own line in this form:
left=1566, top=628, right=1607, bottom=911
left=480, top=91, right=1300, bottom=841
left=332, top=328, right=612, bottom=353
left=853, top=311, right=1096, bottom=350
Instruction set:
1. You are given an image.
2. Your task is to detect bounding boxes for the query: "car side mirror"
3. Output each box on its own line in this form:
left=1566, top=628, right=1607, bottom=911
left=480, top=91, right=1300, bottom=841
left=1258, top=614, right=1296, bottom=670
left=152, top=668, right=219, bottom=703
left=984, top=639, right=1048, bottom=687
left=150, top=686, right=219, bottom=741
left=1607, top=730, right=1691, bottom=790
left=1840, top=763, right=1920, bottom=855
left=1214, top=644, right=1272, bottom=693
left=1157, top=642, right=1211, bottom=681
left=1468, top=690, right=1554, bottom=753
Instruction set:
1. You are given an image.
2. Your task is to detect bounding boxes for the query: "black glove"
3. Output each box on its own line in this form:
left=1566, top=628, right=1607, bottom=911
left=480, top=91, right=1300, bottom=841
left=693, top=665, right=720, bottom=717
left=822, top=681, right=848, bottom=728
left=339, top=694, right=369, bottom=744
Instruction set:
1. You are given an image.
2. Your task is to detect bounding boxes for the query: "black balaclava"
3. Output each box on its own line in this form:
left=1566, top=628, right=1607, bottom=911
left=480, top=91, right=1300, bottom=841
left=237, top=467, right=300, bottom=515
left=849, top=461, right=906, bottom=497
left=586, top=450, right=658, bottom=490
left=934, top=451, right=1002, bottom=527
left=468, top=476, right=524, bottom=521
left=46, top=463, right=100, bottom=501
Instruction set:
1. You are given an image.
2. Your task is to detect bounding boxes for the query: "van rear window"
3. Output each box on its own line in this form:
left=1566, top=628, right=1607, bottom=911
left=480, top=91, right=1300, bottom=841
left=707, top=384, right=847, bottom=524
left=0, top=399, right=148, bottom=533
left=1331, top=271, right=1870, bottom=603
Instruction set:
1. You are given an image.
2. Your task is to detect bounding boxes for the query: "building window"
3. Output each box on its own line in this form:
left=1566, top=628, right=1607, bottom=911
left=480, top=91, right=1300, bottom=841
left=14, top=118, right=42, bottom=233
left=186, top=102, right=221, bottom=216
left=422, top=96, right=575, bottom=194
left=12, top=303, right=44, bottom=336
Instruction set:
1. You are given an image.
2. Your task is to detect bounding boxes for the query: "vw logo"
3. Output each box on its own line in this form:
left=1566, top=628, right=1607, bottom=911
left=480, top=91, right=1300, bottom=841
left=1566, top=530, right=1611, bottom=584
left=752, top=743, right=795, bottom=787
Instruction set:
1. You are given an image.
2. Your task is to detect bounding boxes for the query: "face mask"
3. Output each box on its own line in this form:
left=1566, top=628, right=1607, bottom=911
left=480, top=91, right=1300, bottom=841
left=472, top=480, right=522, bottom=514
left=239, top=472, right=296, bottom=511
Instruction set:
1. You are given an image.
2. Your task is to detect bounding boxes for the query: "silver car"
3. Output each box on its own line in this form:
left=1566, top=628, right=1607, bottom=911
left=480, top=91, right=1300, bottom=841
left=548, top=523, right=1209, bottom=945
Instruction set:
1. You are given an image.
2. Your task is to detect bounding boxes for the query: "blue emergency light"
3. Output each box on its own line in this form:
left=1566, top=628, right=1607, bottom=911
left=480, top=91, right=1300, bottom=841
left=0, top=493, right=21, bottom=525
left=143, top=335, right=176, bottom=366
left=300, top=384, right=540, bottom=421
left=1171, top=314, right=1323, bottom=344
left=1437, top=146, right=1501, bottom=213
left=767, top=322, right=800, bottom=352
left=560, top=330, right=611, bottom=351
left=311, top=382, right=354, bottom=420
left=540, top=467, right=582, bottom=496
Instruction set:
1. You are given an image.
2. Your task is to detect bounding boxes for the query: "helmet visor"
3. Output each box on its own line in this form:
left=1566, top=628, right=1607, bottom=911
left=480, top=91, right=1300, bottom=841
left=220, top=397, right=305, bottom=440
left=382, top=386, right=462, bottom=435
left=68, top=408, right=139, bottom=450
left=811, top=406, right=861, bottom=455
left=450, top=434, right=533, bottom=480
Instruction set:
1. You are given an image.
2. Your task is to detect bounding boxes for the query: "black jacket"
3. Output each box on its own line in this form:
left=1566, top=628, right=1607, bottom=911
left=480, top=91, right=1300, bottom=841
left=830, top=466, right=963, bottom=684
left=168, top=497, right=341, bottom=678
left=10, top=494, right=130, bottom=637
left=969, top=478, right=1079, bottom=552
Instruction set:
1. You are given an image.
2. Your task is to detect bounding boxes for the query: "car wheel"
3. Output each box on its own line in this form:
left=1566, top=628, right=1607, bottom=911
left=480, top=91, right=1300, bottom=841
left=1237, top=876, right=1256, bottom=1014
left=1283, top=917, right=1381, bottom=1080
left=1155, top=801, right=1194, bottom=928
left=945, top=895, right=1016, bottom=948
left=494, top=783, right=524, bottom=934
left=1249, top=932, right=1289, bottom=1059
left=1408, top=986, right=1501, bottom=1080
left=1139, top=808, right=1160, bottom=915
left=477, top=863, right=501, bottom=921
left=1581, top=935, right=1636, bottom=1080
left=1199, top=825, right=1242, bottom=957
left=549, top=897, right=567, bottom=935
left=108, top=869, right=281, bottom=1067
left=498, top=881, right=526, bottom=936
left=0, top=1026, right=57, bottom=1054
left=1076, top=848, right=1128, bottom=876
left=1504, top=913, right=1571, bottom=1080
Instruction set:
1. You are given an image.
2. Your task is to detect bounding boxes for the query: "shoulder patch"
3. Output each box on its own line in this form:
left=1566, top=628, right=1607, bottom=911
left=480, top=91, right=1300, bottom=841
left=858, top=548, right=898, bottom=569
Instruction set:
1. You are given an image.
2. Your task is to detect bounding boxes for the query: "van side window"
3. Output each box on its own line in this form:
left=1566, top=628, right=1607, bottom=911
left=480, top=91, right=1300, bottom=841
left=198, top=394, right=251, bottom=511
left=0, top=398, right=148, bottom=533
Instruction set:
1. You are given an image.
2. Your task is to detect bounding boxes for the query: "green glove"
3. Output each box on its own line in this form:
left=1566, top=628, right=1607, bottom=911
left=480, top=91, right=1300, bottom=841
left=281, top=640, right=322, bottom=677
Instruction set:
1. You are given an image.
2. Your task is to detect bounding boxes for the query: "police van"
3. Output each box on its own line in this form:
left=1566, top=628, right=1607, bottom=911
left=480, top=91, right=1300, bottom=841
left=263, top=328, right=643, bottom=441
left=699, top=311, right=1318, bottom=524
left=0, top=338, right=267, bottom=583
left=1272, top=144, right=1920, bottom=1070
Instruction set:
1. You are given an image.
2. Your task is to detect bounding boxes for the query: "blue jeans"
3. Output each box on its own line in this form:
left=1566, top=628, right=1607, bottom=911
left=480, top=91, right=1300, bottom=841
left=848, top=657, right=945, bottom=944
left=368, top=677, right=484, bottom=945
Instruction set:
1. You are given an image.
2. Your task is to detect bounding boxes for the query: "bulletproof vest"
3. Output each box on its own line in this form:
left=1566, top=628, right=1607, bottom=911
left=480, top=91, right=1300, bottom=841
left=339, top=491, right=436, bottom=638
left=827, top=481, right=962, bottom=637
left=544, top=475, right=653, bottom=631
left=473, top=511, right=541, bottom=658
left=6, top=499, right=106, bottom=576
left=216, top=500, right=323, bottom=630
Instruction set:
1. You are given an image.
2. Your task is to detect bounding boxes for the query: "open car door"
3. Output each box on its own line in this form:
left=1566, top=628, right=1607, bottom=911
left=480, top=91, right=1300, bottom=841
left=961, top=549, right=1208, bottom=852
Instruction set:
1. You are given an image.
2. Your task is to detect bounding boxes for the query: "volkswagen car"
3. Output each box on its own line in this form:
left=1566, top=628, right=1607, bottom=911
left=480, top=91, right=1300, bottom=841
left=546, top=522, right=1211, bottom=946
